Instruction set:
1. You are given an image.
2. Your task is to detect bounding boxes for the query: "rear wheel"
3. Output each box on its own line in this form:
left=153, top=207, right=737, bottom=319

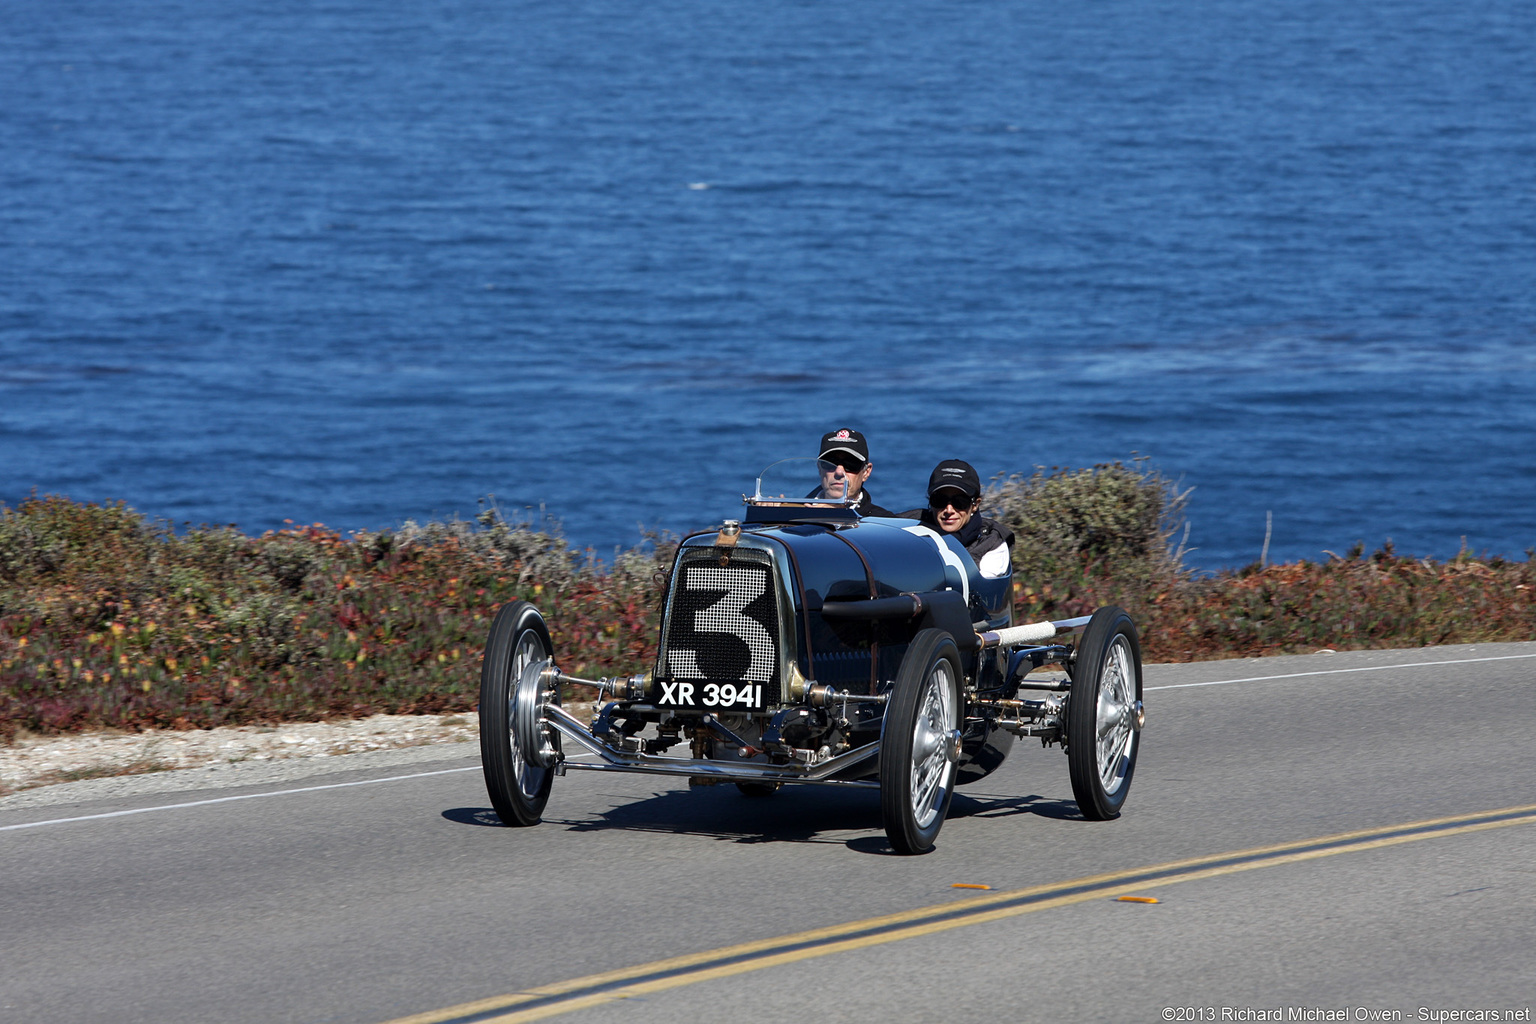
left=880, top=628, right=963, bottom=854
left=1066, top=606, right=1144, bottom=820
left=479, top=601, right=558, bottom=826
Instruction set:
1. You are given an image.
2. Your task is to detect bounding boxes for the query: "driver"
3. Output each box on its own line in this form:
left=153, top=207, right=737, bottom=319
left=910, top=459, right=1013, bottom=578
left=810, top=428, right=895, bottom=517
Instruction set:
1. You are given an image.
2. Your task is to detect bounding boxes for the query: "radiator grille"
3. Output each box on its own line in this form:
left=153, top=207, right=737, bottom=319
left=662, top=547, right=782, bottom=704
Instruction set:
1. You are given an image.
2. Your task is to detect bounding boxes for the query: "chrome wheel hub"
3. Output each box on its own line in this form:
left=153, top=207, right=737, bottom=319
left=506, top=632, right=556, bottom=793
left=1094, top=636, right=1138, bottom=795
left=909, top=661, right=957, bottom=829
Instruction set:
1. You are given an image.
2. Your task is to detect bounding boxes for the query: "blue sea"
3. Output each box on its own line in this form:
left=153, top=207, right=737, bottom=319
left=3, top=0, right=1534, bottom=569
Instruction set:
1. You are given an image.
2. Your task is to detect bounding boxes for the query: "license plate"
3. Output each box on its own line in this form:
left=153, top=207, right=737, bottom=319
left=655, top=680, right=766, bottom=711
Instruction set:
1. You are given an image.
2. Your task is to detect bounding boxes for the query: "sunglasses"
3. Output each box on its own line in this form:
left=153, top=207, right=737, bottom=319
left=929, top=491, right=973, bottom=511
left=823, top=455, right=866, bottom=474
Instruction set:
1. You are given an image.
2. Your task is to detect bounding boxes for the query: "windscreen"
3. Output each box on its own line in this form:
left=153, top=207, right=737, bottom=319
left=751, top=458, right=854, bottom=505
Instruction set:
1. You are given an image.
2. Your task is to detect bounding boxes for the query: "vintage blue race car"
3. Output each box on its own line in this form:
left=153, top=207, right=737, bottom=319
left=479, top=459, right=1145, bottom=854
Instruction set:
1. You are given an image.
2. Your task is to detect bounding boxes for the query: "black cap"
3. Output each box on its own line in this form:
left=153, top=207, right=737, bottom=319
left=819, top=428, right=869, bottom=464
left=928, top=459, right=980, bottom=499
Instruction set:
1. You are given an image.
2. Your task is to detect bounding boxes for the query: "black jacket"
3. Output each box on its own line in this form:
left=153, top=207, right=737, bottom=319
left=903, top=509, right=1014, bottom=566
left=808, top=486, right=896, bottom=518
left=850, top=488, right=897, bottom=518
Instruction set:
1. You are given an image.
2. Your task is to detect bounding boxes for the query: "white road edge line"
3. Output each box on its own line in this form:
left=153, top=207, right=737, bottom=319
left=1145, top=652, right=1536, bottom=692
left=0, top=765, right=478, bottom=832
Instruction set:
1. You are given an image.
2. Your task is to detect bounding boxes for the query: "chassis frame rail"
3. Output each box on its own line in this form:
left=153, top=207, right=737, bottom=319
left=523, top=614, right=1091, bottom=789
left=543, top=705, right=881, bottom=788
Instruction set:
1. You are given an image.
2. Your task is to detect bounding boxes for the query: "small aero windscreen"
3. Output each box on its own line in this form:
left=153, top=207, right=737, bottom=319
left=750, top=458, right=854, bottom=505
left=660, top=546, right=782, bottom=708
left=744, top=457, right=860, bottom=525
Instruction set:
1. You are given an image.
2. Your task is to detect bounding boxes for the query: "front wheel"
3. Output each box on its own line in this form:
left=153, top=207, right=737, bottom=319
left=1066, top=606, right=1144, bottom=820
left=479, top=601, right=558, bottom=826
left=881, top=628, right=964, bottom=854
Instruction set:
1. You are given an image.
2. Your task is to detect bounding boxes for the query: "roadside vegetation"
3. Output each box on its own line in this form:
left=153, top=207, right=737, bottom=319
left=2, top=473, right=1532, bottom=742
left=991, top=463, right=1535, bottom=661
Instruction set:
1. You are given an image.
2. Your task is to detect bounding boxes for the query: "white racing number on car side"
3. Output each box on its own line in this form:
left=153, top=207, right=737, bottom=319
left=663, top=563, right=774, bottom=709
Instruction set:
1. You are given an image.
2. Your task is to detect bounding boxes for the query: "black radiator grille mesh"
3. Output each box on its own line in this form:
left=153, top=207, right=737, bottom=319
left=662, top=547, right=782, bottom=705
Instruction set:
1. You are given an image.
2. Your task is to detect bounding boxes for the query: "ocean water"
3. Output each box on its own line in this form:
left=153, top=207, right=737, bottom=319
left=3, top=0, right=1533, bottom=569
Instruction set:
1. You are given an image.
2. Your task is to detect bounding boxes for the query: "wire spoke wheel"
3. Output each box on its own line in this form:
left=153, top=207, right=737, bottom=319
left=1067, top=606, right=1144, bottom=821
left=881, top=628, right=963, bottom=855
left=479, top=602, right=559, bottom=826
left=909, top=664, right=956, bottom=826
left=1094, top=636, right=1137, bottom=794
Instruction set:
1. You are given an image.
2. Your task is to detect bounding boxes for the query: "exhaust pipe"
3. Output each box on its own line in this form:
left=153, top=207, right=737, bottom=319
left=976, top=615, right=1092, bottom=649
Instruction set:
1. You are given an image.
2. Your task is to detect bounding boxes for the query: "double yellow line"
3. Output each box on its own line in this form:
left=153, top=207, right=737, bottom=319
left=384, top=803, right=1536, bottom=1024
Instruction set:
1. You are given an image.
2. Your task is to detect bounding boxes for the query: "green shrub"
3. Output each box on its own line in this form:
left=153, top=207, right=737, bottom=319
left=986, top=459, right=1191, bottom=592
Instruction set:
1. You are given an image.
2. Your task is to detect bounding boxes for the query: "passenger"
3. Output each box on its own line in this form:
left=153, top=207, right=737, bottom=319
left=911, top=459, right=1013, bottom=578
left=810, top=428, right=896, bottom=517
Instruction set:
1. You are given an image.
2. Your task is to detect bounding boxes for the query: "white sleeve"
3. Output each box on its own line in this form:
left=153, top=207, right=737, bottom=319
left=977, top=544, right=1011, bottom=578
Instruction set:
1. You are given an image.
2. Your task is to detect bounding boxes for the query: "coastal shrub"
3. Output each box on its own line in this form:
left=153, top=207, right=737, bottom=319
left=986, top=460, right=1191, bottom=593
left=1143, top=547, right=1536, bottom=661
left=0, top=497, right=669, bottom=742
left=1, top=484, right=1531, bottom=744
left=0, top=495, right=158, bottom=587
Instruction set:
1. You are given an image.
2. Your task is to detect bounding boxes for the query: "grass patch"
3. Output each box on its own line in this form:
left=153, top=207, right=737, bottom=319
left=54, top=756, right=179, bottom=783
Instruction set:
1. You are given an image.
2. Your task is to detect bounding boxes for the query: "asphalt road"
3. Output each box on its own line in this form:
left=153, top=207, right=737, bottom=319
left=3, top=642, right=1534, bottom=1024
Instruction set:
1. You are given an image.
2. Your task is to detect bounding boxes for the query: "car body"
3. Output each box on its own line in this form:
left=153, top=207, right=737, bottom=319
left=480, top=460, right=1146, bottom=853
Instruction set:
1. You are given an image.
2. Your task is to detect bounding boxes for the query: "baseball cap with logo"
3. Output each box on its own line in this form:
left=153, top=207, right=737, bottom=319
left=818, top=428, right=869, bottom=465
left=927, top=459, right=981, bottom=499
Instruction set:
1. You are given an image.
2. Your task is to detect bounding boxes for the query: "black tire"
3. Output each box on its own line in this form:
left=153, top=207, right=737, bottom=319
left=1066, top=606, right=1144, bottom=821
left=479, top=601, right=557, bottom=827
left=880, top=628, right=964, bottom=855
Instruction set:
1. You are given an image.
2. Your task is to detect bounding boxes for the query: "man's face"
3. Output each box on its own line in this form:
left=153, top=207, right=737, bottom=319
left=820, top=453, right=872, bottom=500
left=930, top=489, right=976, bottom=533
